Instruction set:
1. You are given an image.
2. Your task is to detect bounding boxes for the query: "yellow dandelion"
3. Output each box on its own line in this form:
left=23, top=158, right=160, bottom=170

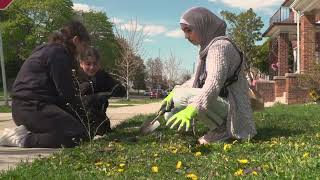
left=95, top=162, right=103, bottom=166
left=303, top=152, right=309, bottom=158
left=176, top=161, right=182, bottom=169
left=153, top=153, right=158, bottom=157
left=151, top=166, right=159, bottom=173
left=223, top=144, right=232, bottom=151
left=195, top=152, right=202, bottom=156
left=172, top=148, right=178, bottom=154
left=117, top=168, right=124, bottom=172
left=119, top=163, right=125, bottom=168
left=186, top=173, right=198, bottom=180
left=237, top=159, right=249, bottom=164
left=252, top=171, right=258, bottom=175
left=234, top=169, right=244, bottom=176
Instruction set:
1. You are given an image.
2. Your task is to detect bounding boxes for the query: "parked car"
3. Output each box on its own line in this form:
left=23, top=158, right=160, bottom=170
left=150, top=89, right=166, bottom=99
left=143, top=91, right=150, bottom=96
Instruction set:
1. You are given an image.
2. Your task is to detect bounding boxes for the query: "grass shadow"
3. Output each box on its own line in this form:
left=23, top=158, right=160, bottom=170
left=254, top=127, right=305, bottom=141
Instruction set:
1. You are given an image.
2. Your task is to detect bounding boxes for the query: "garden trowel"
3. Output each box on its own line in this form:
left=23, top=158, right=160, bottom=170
left=139, top=108, right=165, bottom=135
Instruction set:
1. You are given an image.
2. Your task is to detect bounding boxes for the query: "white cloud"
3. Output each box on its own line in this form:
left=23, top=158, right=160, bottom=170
left=119, top=21, right=144, bottom=31
left=165, top=29, right=184, bottom=38
left=143, top=25, right=167, bottom=36
left=208, top=0, right=283, bottom=9
left=72, top=3, right=91, bottom=12
left=144, top=39, right=154, bottom=42
left=117, top=21, right=167, bottom=36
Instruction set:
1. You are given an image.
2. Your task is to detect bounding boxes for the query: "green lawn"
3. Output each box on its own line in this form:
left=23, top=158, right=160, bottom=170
left=112, top=98, right=161, bottom=105
left=108, top=104, right=134, bottom=108
left=1, top=104, right=320, bottom=179
left=0, top=105, right=11, bottom=113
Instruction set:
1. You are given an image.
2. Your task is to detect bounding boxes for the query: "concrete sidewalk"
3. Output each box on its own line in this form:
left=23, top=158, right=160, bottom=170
left=0, top=102, right=160, bottom=172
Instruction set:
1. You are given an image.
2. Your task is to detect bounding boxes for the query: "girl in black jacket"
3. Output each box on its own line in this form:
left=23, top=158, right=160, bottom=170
left=0, top=21, right=90, bottom=148
left=78, top=47, right=126, bottom=137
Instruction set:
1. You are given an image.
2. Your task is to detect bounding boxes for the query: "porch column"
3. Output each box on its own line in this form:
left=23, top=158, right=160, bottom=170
left=278, top=33, right=289, bottom=76
left=300, top=14, right=315, bottom=73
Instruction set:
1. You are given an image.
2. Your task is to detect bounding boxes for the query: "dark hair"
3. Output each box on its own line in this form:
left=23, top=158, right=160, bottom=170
left=48, top=20, right=90, bottom=56
left=79, top=46, right=100, bottom=62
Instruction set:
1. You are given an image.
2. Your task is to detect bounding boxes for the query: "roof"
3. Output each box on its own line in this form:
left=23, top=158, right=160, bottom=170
left=262, top=23, right=297, bottom=37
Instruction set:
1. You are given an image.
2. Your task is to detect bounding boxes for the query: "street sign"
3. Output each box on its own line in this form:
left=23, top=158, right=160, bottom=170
left=0, top=0, right=14, bottom=10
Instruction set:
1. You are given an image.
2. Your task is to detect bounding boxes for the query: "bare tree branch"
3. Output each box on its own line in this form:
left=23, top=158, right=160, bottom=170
left=113, top=18, right=147, bottom=99
left=163, top=50, right=182, bottom=89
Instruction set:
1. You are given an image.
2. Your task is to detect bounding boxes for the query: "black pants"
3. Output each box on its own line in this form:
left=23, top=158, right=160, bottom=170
left=12, top=99, right=87, bottom=148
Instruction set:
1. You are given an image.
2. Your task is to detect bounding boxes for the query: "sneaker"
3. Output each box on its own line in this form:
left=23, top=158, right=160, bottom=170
left=198, top=128, right=230, bottom=145
left=0, top=125, right=30, bottom=147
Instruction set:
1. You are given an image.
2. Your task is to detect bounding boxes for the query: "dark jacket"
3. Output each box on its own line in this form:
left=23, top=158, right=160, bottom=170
left=78, top=69, right=126, bottom=135
left=11, top=43, right=76, bottom=106
left=79, top=70, right=126, bottom=97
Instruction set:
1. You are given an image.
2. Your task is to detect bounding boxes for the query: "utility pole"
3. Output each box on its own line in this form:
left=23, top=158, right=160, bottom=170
left=0, top=31, right=8, bottom=106
left=0, top=0, right=15, bottom=106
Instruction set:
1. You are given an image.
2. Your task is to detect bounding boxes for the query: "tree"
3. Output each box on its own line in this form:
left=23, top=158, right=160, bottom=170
left=220, top=9, right=264, bottom=70
left=163, top=51, right=182, bottom=90
left=252, top=39, right=269, bottom=74
left=113, top=19, right=146, bottom=99
left=77, top=11, right=120, bottom=70
left=132, top=56, right=146, bottom=94
left=179, top=69, right=192, bottom=85
left=0, top=0, right=74, bottom=78
left=146, top=57, right=164, bottom=89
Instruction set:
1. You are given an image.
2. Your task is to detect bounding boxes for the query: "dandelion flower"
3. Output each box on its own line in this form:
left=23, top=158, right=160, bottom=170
left=234, top=169, right=244, bottom=176
left=172, top=148, right=178, bottom=154
left=152, top=166, right=159, bottom=173
left=176, top=161, right=182, bottom=169
left=119, top=163, right=125, bottom=168
left=303, top=152, right=309, bottom=158
left=118, top=168, right=124, bottom=172
left=153, top=153, right=158, bottom=157
left=195, top=152, right=202, bottom=156
left=237, top=159, right=249, bottom=164
left=186, top=173, right=198, bottom=180
left=223, top=144, right=232, bottom=151
left=95, top=162, right=103, bottom=166
left=252, top=171, right=258, bottom=175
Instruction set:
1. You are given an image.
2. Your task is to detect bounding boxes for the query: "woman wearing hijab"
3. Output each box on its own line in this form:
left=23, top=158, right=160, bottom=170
left=162, top=7, right=256, bottom=144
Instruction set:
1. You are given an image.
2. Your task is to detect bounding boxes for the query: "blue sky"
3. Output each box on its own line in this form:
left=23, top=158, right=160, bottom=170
left=72, top=0, right=284, bottom=71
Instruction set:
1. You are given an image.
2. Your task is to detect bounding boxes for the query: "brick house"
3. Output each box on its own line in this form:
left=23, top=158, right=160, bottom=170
left=258, top=0, right=320, bottom=104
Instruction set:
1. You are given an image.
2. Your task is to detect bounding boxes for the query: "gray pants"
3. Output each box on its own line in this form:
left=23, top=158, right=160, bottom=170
left=164, top=88, right=229, bottom=130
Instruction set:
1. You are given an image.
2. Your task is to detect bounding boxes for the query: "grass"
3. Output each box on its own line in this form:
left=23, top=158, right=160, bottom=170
left=1, top=104, right=320, bottom=179
left=112, top=98, right=161, bottom=105
left=108, top=104, right=134, bottom=108
left=0, top=105, right=11, bottom=113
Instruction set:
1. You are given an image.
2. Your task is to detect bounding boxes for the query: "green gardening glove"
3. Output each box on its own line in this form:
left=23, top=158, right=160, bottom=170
left=166, top=105, right=198, bottom=131
left=160, top=91, right=174, bottom=112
